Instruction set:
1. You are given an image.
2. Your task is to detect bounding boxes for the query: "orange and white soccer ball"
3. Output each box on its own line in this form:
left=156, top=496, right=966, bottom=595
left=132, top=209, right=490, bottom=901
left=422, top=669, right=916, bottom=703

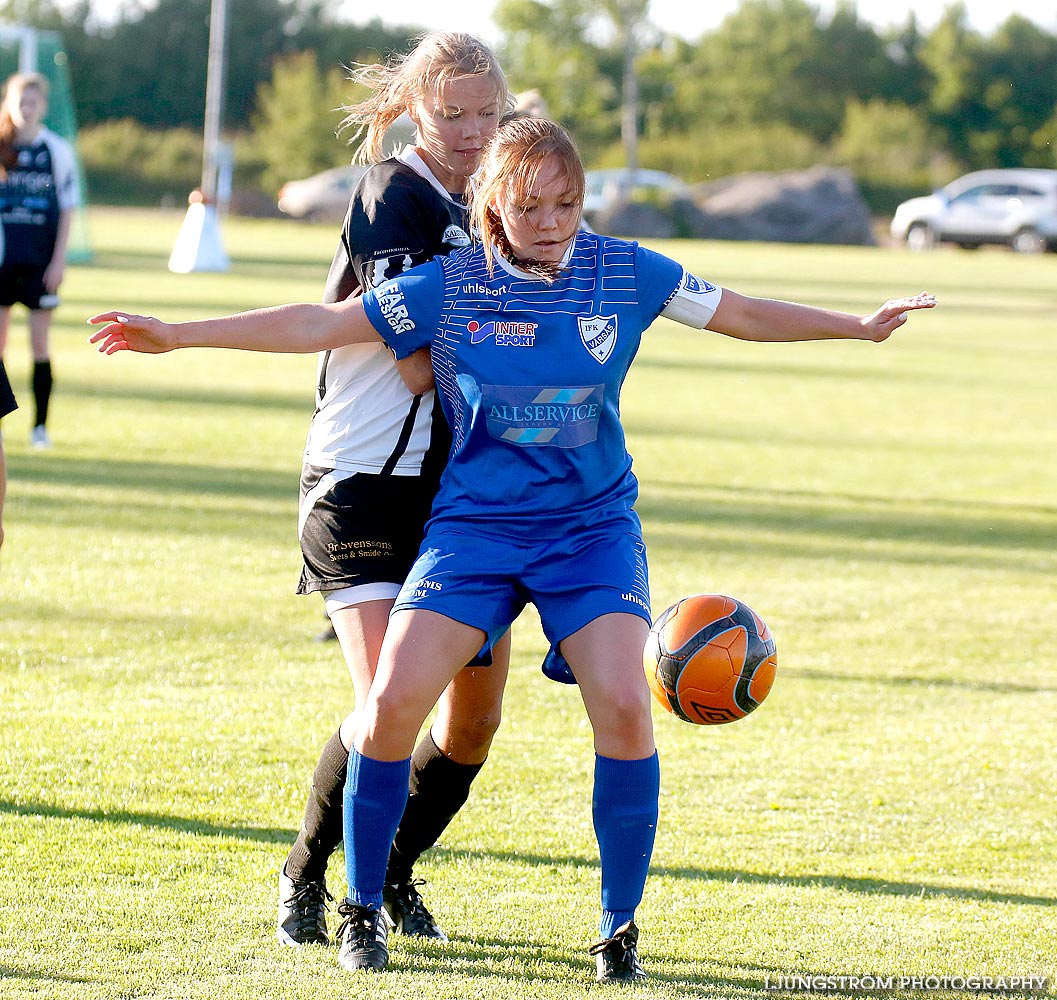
left=643, top=593, right=778, bottom=725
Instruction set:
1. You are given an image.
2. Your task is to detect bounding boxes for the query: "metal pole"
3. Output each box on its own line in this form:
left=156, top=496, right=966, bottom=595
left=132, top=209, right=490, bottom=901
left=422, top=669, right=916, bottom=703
left=169, top=0, right=230, bottom=272
left=18, top=26, right=38, bottom=73
left=201, top=0, right=229, bottom=203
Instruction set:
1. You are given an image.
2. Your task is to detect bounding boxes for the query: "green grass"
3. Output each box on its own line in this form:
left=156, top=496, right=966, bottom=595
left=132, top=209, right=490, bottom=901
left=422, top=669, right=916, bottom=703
left=1, top=208, right=1054, bottom=999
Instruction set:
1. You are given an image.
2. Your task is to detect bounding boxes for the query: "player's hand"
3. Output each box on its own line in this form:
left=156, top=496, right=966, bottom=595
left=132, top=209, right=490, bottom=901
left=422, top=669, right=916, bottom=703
left=860, top=291, right=937, bottom=343
left=43, top=260, right=65, bottom=293
left=87, top=312, right=177, bottom=355
left=394, top=347, right=436, bottom=395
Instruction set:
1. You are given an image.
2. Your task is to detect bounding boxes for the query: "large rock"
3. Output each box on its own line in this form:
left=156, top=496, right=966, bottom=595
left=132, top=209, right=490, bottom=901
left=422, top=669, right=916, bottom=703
left=589, top=196, right=706, bottom=240
left=691, top=167, right=876, bottom=245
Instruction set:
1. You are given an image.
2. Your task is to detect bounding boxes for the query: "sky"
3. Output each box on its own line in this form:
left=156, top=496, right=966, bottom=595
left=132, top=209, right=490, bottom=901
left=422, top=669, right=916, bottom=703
left=70, top=0, right=1057, bottom=39
left=327, top=0, right=1057, bottom=40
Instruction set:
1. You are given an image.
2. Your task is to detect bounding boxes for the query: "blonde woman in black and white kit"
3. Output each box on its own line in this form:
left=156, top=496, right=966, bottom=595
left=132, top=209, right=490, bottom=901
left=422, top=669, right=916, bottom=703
left=274, top=33, right=514, bottom=948
left=0, top=72, right=79, bottom=449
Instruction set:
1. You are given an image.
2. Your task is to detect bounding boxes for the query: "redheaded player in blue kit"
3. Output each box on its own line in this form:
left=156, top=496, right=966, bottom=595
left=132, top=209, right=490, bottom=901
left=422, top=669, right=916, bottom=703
left=90, top=117, right=936, bottom=983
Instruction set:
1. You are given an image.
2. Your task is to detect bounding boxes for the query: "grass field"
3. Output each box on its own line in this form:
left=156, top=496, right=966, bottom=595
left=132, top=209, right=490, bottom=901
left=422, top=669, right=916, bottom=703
left=1, top=208, right=1054, bottom=1000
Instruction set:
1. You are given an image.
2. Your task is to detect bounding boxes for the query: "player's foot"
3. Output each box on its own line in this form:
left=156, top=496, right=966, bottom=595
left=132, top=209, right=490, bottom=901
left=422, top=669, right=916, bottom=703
left=277, top=868, right=332, bottom=946
left=336, top=900, right=390, bottom=971
left=30, top=425, right=52, bottom=449
left=589, top=920, right=647, bottom=983
left=382, top=879, right=448, bottom=939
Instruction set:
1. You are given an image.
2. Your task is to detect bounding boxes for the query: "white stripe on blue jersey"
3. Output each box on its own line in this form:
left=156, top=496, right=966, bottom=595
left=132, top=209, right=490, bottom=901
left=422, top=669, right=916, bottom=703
left=362, top=230, right=685, bottom=534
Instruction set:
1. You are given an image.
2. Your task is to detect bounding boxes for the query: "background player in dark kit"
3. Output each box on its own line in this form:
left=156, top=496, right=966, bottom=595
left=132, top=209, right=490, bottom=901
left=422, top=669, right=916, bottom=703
left=89, top=118, right=936, bottom=982
left=0, top=72, right=79, bottom=450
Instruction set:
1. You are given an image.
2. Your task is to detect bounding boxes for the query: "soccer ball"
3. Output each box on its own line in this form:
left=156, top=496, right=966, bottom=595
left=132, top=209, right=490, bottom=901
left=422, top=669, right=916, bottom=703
left=643, top=594, right=777, bottom=725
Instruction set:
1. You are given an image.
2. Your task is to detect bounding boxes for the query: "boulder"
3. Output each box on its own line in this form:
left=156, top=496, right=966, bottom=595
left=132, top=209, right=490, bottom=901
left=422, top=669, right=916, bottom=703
left=690, top=166, right=876, bottom=245
left=589, top=196, right=706, bottom=240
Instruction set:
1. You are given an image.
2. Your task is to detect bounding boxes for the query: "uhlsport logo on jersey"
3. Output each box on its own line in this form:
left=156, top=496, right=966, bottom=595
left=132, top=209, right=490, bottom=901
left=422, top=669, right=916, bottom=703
left=443, top=223, right=471, bottom=247
left=483, top=384, right=604, bottom=448
left=578, top=314, right=617, bottom=364
left=375, top=280, right=415, bottom=335
left=468, top=319, right=537, bottom=347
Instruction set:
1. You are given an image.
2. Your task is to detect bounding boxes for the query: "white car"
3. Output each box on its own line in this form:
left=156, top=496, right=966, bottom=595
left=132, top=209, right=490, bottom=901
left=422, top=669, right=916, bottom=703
left=890, top=168, right=1057, bottom=253
left=277, top=165, right=368, bottom=221
left=582, top=168, right=690, bottom=216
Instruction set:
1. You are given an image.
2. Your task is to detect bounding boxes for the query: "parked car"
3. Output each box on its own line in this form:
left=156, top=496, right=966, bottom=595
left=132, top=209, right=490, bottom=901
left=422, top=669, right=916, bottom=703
left=582, top=168, right=690, bottom=216
left=277, top=165, right=368, bottom=221
left=890, top=168, right=1057, bottom=253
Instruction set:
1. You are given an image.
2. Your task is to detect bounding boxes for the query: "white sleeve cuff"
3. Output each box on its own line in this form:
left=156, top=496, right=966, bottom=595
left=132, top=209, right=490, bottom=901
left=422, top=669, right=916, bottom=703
left=660, top=271, right=723, bottom=329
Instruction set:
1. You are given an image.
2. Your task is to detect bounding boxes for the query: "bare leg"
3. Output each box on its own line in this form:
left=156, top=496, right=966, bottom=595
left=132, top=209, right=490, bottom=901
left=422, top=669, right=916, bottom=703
left=29, top=309, right=51, bottom=362
left=344, top=610, right=486, bottom=909
left=431, top=629, right=510, bottom=763
left=354, top=609, right=487, bottom=760
left=384, top=631, right=511, bottom=893
left=561, top=613, right=655, bottom=759
left=559, top=613, right=659, bottom=946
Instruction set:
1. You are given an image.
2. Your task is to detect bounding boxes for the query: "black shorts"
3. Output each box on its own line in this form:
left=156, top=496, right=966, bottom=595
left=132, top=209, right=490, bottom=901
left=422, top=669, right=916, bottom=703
left=0, top=264, right=59, bottom=310
left=296, top=464, right=436, bottom=597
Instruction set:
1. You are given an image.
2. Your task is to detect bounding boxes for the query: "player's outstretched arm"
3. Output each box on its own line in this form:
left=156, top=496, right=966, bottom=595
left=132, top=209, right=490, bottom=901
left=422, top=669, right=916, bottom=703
left=87, top=299, right=381, bottom=356
left=707, top=290, right=937, bottom=344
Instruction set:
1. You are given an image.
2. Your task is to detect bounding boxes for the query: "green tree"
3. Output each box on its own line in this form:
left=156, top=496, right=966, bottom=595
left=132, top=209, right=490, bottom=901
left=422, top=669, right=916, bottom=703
left=878, top=13, right=932, bottom=109
left=682, top=0, right=828, bottom=136
left=1030, top=110, right=1057, bottom=168
left=918, top=4, right=985, bottom=166
left=494, top=0, right=619, bottom=160
left=830, top=98, right=957, bottom=210
left=249, top=51, right=351, bottom=194
left=0, top=0, right=416, bottom=130
left=600, top=0, right=649, bottom=171
left=972, top=15, right=1057, bottom=167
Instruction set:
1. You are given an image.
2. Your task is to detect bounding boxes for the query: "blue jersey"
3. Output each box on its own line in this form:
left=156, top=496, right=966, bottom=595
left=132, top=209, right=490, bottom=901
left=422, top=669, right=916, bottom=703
left=361, top=230, right=683, bottom=536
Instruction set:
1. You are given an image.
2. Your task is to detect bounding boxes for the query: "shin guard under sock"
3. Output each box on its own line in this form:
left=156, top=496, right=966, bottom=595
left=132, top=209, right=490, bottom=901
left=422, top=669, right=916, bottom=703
left=344, top=749, right=410, bottom=907
left=284, top=728, right=349, bottom=883
left=32, top=359, right=52, bottom=428
left=593, top=751, right=660, bottom=938
left=386, top=732, right=484, bottom=885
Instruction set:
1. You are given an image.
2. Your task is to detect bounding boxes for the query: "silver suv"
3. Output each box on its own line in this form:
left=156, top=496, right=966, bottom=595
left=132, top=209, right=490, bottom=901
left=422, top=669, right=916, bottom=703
left=890, top=168, right=1057, bottom=253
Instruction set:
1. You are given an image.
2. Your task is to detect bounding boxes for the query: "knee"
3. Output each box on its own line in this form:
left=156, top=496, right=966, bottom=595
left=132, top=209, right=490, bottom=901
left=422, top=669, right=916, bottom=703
left=434, top=705, right=502, bottom=762
left=357, top=690, right=427, bottom=759
left=594, top=696, right=654, bottom=759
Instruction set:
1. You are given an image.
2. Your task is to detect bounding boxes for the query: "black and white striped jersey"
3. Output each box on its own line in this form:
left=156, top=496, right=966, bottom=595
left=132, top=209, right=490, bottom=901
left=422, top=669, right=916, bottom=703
left=301, top=147, right=471, bottom=478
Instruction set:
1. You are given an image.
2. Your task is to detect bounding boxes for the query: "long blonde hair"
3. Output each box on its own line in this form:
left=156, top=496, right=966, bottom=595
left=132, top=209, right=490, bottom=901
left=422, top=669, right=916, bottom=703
left=339, top=32, right=511, bottom=164
left=469, top=116, right=585, bottom=282
left=0, top=72, right=48, bottom=175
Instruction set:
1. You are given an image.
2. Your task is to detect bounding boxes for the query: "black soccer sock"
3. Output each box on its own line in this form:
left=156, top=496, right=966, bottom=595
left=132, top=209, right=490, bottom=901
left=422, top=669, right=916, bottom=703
left=284, top=727, right=349, bottom=884
left=385, top=731, right=484, bottom=886
left=32, top=359, right=52, bottom=428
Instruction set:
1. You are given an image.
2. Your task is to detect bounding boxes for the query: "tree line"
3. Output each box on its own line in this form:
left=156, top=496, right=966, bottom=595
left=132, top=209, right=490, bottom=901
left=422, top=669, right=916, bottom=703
left=3, top=0, right=1056, bottom=212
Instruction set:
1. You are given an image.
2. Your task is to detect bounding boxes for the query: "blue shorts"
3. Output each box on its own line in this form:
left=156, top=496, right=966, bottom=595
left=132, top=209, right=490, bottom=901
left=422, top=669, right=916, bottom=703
left=392, top=511, right=652, bottom=659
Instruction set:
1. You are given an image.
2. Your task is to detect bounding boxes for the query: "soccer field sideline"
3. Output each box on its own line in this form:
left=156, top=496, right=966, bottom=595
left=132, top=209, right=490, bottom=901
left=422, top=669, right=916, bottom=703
left=0, top=209, right=1054, bottom=999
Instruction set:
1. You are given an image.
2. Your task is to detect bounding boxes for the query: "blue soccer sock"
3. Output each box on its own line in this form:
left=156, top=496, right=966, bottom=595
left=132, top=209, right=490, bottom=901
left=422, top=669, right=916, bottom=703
left=343, top=749, right=411, bottom=908
left=593, top=751, right=660, bottom=938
